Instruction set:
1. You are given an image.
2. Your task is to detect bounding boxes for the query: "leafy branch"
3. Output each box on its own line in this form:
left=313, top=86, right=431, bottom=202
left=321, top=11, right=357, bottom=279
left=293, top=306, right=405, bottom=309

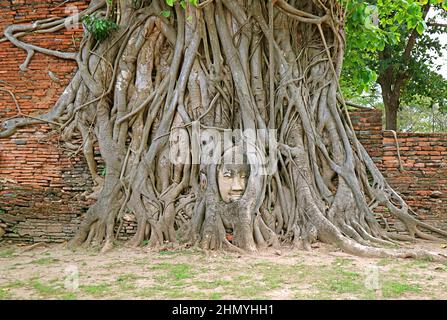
left=83, top=13, right=118, bottom=41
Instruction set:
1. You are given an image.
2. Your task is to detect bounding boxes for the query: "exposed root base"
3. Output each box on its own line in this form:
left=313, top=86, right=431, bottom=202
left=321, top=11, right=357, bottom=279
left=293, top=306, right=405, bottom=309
left=2, top=0, right=446, bottom=259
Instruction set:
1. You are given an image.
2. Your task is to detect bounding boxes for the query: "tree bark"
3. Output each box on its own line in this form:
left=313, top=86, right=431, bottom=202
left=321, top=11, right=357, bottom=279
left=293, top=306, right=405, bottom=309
left=385, top=101, right=398, bottom=131
left=381, top=81, right=400, bottom=131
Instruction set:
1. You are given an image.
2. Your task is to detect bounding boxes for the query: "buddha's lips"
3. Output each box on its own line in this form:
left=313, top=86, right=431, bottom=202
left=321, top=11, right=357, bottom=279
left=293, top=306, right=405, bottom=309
left=229, top=192, right=244, bottom=200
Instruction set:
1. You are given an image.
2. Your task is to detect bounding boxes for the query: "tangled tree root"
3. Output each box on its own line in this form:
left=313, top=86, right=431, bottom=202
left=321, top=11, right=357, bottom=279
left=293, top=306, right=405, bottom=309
left=1, top=0, right=446, bottom=261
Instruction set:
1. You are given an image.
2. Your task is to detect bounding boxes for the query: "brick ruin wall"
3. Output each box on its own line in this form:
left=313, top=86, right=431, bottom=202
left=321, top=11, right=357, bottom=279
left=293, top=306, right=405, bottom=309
left=0, top=1, right=446, bottom=243
left=351, top=110, right=447, bottom=232
left=0, top=0, right=136, bottom=242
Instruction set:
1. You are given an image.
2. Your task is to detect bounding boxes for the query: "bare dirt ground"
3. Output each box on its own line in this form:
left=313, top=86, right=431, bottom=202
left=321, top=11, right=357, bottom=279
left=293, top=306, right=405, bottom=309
left=0, top=240, right=446, bottom=300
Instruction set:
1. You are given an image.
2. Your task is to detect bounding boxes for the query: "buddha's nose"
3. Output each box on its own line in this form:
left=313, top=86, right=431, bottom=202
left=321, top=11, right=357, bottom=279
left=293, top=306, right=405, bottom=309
left=231, top=178, right=244, bottom=191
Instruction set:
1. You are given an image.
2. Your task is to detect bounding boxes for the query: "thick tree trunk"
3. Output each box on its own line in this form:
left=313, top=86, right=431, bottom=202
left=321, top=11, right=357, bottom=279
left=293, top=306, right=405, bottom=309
left=379, top=67, right=402, bottom=131
left=2, top=0, right=446, bottom=260
left=382, top=90, right=400, bottom=131
left=385, top=104, right=398, bottom=131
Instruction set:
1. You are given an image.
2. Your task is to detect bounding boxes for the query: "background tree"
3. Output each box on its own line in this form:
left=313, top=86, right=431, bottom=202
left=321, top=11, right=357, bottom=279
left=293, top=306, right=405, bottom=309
left=399, top=94, right=447, bottom=132
left=342, top=0, right=447, bottom=131
left=1, top=0, right=447, bottom=260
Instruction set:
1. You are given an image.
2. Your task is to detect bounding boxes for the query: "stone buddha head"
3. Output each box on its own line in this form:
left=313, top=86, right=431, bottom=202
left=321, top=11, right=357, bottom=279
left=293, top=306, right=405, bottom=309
left=217, top=145, right=250, bottom=203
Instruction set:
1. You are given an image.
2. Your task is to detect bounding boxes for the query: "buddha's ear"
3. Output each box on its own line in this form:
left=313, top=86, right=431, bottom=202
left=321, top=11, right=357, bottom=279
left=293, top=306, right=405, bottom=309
left=200, top=170, right=207, bottom=191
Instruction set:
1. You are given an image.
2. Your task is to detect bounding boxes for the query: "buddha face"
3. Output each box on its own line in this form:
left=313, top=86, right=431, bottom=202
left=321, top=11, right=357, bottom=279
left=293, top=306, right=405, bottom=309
left=217, top=163, right=250, bottom=203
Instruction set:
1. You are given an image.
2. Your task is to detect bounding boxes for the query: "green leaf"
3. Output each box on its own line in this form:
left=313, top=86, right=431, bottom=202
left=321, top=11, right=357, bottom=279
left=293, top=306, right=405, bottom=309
left=416, top=21, right=426, bottom=35
left=189, top=0, right=198, bottom=6
left=407, top=17, right=417, bottom=30
left=160, top=10, right=171, bottom=17
left=166, top=0, right=175, bottom=6
left=377, top=38, right=386, bottom=51
left=83, top=14, right=117, bottom=41
left=388, top=32, right=399, bottom=45
left=407, top=2, right=420, bottom=15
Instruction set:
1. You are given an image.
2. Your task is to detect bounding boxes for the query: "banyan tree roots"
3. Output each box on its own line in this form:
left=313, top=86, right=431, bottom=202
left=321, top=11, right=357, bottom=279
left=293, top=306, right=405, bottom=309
left=2, top=0, right=447, bottom=260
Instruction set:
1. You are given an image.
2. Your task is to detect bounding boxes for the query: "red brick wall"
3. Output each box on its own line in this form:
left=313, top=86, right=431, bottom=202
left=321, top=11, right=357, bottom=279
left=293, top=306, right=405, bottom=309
left=350, top=110, right=447, bottom=231
left=0, top=0, right=95, bottom=242
left=0, top=0, right=140, bottom=243
left=348, top=109, right=383, bottom=163
left=0, top=0, right=87, bottom=187
left=381, top=132, right=447, bottom=229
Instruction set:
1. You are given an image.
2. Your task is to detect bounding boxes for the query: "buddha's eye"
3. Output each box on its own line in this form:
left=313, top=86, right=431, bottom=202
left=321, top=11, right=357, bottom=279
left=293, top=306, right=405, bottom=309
left=223, top=171, right=232, bottom=178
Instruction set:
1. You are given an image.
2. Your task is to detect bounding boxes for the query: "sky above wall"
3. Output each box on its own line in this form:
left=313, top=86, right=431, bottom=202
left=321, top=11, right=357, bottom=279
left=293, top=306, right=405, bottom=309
left=429, top=8, right=447, bottom=79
